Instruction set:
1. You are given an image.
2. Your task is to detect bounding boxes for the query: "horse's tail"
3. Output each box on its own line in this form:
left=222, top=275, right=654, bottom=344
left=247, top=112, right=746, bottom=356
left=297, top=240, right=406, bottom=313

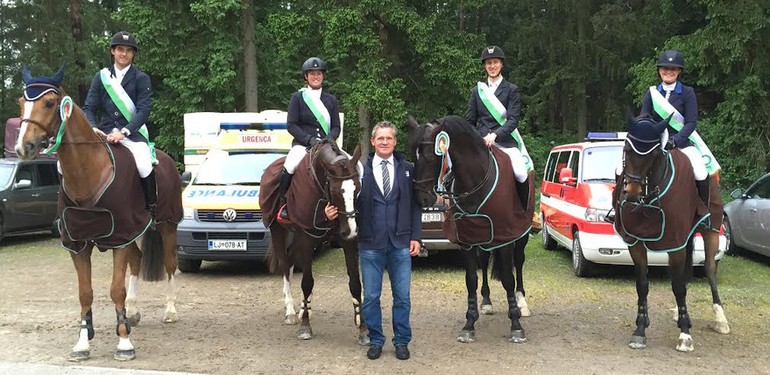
left=140, top=226, right=166, bottom=282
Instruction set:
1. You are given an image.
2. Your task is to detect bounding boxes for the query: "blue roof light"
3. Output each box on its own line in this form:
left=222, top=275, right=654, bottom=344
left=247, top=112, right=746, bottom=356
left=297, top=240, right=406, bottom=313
left=585, top=132, right=626, bottom=140
left=220, top=122, right=288, bottom=130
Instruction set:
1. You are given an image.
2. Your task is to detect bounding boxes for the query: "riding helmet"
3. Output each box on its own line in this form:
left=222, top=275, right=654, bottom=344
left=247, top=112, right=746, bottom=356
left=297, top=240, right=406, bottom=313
left=110, top=31, right=139, bottom=51
left=656, top=50, right=684, bottom=70
left=302, top=57, right=327, bottom=74
left=480, top=46, right=505, bottom=62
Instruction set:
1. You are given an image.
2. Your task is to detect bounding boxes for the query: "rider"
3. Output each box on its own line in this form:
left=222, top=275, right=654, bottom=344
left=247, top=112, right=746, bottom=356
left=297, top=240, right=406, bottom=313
left=276, top=57, right=341, bottom=222
left=83, top=31, right=157, bottom=217
left=466, top=45, right=530, bottom=209
left=640, top=50, right=709, bottom=205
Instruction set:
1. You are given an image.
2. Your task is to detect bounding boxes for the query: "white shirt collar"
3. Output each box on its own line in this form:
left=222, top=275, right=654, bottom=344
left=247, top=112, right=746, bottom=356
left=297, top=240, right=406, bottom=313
left=487, top=76, right=503, bottom=89
left=661, top=82, right=676, bottom=92
left=306, top=86, right=323, bottom=99
left=114, top=64, right=131, bottom=83
left=373, top=154, right=394, bottom=166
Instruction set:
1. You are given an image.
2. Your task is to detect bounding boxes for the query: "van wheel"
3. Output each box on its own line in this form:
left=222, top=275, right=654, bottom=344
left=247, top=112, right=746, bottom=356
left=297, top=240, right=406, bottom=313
left=541, top=213, right=557, bottom=250
left=0, top=215, right=5, bottom=243
left=572, top=231, right=592, bottom=277
left=178, top=258, right=202, bottom=273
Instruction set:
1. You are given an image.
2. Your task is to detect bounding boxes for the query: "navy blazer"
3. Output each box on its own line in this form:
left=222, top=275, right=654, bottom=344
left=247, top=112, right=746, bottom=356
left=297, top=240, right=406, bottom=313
left=83, top=65, right=152, bottom=143
left=356, top=152, right=422, bottom=249
left=466, top=79, right=521, bottom=148
left=287, top=90, right=341, bottom=147
left=640, top=81, right=698, bottom=149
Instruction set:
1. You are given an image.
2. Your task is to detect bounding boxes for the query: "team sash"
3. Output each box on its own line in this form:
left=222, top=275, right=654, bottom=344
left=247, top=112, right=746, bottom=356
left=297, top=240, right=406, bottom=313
left=649, top=86, right=720, bottom=174
left=299, top=88, right=331, bottom=136
left=100, top=68, right=156, bottom=163
left=477, top=82, right=533, bottom=172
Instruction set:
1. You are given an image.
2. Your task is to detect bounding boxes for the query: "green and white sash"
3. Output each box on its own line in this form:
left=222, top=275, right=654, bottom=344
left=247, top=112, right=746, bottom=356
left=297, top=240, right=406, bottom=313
left=648, top=86, right=720, bottom=174
left=100, top=68, right=156, bottom=163
left=477, top=82, right=533, bottom=172
left=299, top=87, right=331, bottom=136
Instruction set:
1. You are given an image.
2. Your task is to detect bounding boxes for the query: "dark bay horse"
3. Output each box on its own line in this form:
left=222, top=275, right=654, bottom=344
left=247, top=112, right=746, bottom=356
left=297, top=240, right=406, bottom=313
left=16, top=65, right=183, bottom=361
left=259, top=139, right=368, bottom=344
left=408, top=115, right=534, bottom=343
left=614, top=114, right=729, bottom=352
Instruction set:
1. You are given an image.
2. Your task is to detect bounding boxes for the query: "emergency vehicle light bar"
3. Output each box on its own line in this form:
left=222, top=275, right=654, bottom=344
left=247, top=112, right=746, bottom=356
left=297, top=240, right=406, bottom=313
left=220, top=122, right=288, bottom=130
left=585, top=131, right=627, bottom=140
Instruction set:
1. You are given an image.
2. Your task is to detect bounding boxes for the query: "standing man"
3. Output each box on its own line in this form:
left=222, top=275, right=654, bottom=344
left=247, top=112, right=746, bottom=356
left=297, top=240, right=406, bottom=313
left=83, top=31, right=156, bottom=217
left=356, top=121, right=421, bottom=360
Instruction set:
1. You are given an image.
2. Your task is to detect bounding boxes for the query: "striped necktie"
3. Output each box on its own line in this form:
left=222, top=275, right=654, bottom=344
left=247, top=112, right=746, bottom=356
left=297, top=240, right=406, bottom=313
left=381, top=160, right=391, bottom=197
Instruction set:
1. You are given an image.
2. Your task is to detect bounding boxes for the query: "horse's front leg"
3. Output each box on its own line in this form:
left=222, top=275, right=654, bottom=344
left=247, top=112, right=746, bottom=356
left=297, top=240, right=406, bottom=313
left=669, top=250, right=694, bottom=352
left=702, top=230, right=729, bottom=334
left=296, top=240, right=314, bottom=340
left=160, top=223, right=179, bottom=323
left=628, top=244, right=650, bottom=349
left=282, top=266, right=298, bottom=325
left=513, top=237, right=531, bottom=317
left=68, top=245, right=95, bottom=362
left=111, top=248, right=135, bottom=360
left=125, top=243, right=142, bottom=326
left=341, top=238, right=369, bottom=346
left=458, top=249, right=480, bottom=343
left=498, top=247, right=526, bottom=343
left=478, top=249, right=493, bottom=315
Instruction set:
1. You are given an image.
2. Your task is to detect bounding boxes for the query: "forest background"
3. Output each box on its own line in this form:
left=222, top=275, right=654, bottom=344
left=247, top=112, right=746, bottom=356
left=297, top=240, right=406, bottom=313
left=1, top=0, right=768, bottom=190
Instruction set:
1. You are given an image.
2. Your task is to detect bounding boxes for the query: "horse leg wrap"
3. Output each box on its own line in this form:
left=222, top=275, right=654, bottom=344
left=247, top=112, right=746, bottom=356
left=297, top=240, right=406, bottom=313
left=353, top=300, right=362, bottom=327
left=84, top=309, right=94, bottom=340
left=300, top=299, right=312, bottom=320
left=507, top=296, right=522, bottom=320
left=636, top=305, right=650, bottom=328
left=677, top=306, right=692, bottom=331
left=466, top=298, right=479, bottom=323
left=115, top=308, right=131, bottom=336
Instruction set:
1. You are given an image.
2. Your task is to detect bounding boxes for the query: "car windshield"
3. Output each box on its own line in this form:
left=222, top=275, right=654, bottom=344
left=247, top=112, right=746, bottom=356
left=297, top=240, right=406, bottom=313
left=193, top=150, right=285, bottom=185
left=582, top=145, right=622, bottom=182
left=0, top=164, right=14, bottom=188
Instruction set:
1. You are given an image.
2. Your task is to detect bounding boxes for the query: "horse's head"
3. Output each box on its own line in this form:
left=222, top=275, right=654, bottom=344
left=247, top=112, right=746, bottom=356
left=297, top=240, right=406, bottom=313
left=311, top=140, right=362, bottom=240
left=16, top=64, right=68, bottom=160
left=407, top=115, right=442, bottom=207
left=622, top=113, right=670, bottom=202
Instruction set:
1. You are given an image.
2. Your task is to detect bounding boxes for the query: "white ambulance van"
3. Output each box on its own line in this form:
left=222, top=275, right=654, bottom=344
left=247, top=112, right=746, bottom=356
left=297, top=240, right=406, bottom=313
left=175, top=110, right=343, bottom=272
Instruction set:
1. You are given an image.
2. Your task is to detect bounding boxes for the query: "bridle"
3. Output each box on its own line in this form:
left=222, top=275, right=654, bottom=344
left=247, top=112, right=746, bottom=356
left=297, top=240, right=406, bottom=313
left=622, top=146, right=669, bottom=204
left=310, top=146, right=359, bottom=218
left=414, top=138, right=495, bottom=205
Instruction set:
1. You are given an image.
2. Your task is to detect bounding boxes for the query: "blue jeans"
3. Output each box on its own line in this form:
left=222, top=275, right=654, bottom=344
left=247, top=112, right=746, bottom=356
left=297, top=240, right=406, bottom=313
left=360, top=246, right=412, bottom=347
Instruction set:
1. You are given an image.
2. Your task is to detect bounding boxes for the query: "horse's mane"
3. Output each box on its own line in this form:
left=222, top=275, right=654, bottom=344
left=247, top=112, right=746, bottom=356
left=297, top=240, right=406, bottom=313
left=438, top=115, right=486, bottom=150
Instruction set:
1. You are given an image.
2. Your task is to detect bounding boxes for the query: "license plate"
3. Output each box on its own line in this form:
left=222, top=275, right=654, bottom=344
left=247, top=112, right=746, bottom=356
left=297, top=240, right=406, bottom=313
left=422, top=212, right=443, bottom=223
left=208, top=239, right=247, bottom=251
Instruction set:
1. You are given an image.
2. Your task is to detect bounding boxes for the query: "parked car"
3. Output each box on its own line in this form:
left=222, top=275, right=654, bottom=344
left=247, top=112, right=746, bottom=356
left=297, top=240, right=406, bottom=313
left=0, top=158, right=60, bottom=243
left=539, top=132, right=726, bottom=277
left=419, top=196, right=459, bottom=256
left=723, top=172, right=770, bottom=258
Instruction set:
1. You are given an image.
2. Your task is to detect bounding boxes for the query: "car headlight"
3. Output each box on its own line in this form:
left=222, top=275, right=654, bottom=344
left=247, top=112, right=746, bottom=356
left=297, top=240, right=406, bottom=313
left=585, top=208, right=611, bottom=222
left=183, top=207, right=195, bottom=220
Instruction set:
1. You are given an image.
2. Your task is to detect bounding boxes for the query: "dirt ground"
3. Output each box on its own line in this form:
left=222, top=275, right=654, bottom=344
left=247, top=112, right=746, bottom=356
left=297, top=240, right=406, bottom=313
left=1, top=236, right=768, bottom=375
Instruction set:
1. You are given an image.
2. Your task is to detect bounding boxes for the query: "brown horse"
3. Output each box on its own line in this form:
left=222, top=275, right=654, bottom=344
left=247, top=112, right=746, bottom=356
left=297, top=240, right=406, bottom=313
left=259, top=139, right=368, bottom=344
left=614, top=114, right=729, bottom=352
left=16, top=65, right=182, bottom=361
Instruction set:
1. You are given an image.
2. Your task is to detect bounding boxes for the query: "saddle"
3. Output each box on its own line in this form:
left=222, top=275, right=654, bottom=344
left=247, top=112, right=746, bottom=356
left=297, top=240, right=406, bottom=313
left=59, top=144, right=182, bottom=253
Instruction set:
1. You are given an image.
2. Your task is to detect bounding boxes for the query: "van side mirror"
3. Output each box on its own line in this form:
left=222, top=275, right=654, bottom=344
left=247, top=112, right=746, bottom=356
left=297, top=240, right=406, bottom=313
left=559, top=168, right=576, bottom=186
left=181, top=171, right=192, bottom=188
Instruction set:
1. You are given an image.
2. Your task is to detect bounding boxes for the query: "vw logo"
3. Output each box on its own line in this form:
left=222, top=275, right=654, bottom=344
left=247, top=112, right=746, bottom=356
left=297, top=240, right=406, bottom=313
left=222, top=208, right=237, bottom=222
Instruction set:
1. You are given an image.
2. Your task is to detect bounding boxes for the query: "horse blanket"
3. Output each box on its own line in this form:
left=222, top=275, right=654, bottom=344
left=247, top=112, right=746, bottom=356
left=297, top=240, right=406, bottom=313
left=59, top=146, right=182, bottom=253
left=443, top=147, right=534, bottom=250
left=613, top=150, right=721, bottom=252
left=260, top=154, right=330, bottom=232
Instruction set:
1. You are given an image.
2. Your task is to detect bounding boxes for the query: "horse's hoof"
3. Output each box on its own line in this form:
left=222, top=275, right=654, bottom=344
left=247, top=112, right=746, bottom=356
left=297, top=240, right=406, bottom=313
left=163, top=311, right=179, bottom=323
left=128, top=312, right=141, bottom=327
left=628, top=335, right=647, bottom=349
left=358, top=334, right=370, bottom=346
left=676, top=333, right=694, bottom=352
left=67, top=351, right=90, bottom=362
left=297, top=326, right=313, bottom=340
left=114, top=349, right=136, bottom=361
left=480, top=304, right=494, bottom=315
left=508, top=329, right=527, bottom=343
left=284, top=314, right=299, bottom=325
left=457, top=330, right=475, bottom=343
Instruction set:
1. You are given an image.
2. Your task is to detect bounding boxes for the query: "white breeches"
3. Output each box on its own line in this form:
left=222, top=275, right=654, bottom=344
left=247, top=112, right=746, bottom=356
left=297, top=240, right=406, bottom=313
left=283, top=145, right=307, bottom=174
left=494, top=144, right=528, bottom=183
left=120, top=138, right=153, bottom=178
left=680, top=146, right=707, bottom=181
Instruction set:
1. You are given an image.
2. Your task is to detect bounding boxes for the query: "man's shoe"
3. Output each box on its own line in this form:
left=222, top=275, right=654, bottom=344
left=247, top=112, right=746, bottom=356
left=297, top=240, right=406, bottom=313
left=366, top=345, right=382, bottom=360
left=395, top=345, right=410, bottom=360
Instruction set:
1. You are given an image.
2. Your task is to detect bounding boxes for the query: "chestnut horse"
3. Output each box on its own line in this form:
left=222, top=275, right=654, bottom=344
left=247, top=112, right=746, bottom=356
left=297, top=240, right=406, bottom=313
left=16, top=65, right=182, bottom=361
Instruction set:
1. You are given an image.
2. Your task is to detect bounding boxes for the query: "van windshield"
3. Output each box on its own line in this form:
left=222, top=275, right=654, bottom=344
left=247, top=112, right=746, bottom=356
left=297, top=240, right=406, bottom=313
left=193, top=151, right=285, bottom=185
left=582, top=145, right=622, bottom=182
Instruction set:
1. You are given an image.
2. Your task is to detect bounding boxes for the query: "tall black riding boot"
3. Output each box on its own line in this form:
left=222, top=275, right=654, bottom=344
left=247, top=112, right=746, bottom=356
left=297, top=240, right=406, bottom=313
left=696, top=176, right=710, bottom=206
left=516, top=177, right=530, bottom=210
left=277, top=168, right=293, bottom=221
left=140, top=170, right=158, bottom=219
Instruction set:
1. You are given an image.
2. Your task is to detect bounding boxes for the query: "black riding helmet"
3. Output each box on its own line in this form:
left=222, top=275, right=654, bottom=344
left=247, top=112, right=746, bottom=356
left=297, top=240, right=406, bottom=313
left=110, top=31, right=138, bottom=51
left=656, top=50, right=684, bottom=70
left=302, top=57, right=327, bottom=74
left=480, top=46, right=505, bottom=62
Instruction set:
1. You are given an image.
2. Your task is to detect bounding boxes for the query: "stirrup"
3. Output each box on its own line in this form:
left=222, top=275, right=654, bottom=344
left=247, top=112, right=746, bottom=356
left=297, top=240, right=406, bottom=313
left=276, top=204, right=292, bottom=225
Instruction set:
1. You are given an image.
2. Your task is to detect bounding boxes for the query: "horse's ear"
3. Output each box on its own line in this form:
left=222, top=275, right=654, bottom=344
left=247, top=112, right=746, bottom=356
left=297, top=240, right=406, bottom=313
left=624, top=108, right=636, bottom=131
left=407, top=115, right=420, bottom=130
left=51, top=62, right=66, bottom=86
left=656, top=113, right=673, bottom=133
left=351, top=144, right=362, bottom=164
left=22, top=65, right=32, bottom=84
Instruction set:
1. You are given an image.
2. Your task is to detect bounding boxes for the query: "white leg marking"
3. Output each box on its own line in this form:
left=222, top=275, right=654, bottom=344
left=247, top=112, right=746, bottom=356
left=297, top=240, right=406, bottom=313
left=516, top=291, right=531, bottom=317
left=72, top=321, right=90, bottom=352
left=676, top=332, right=694, bottom=352
left=125, top=275, right=139, bottom=319
left=164, top=276, right=178, bottom=323
left=117, top=337, right=134, bottom=351
left=283, top=268, right=297, bottom=324
left=713, top=304, right=730, bottom=334
left=341, top=179, right=357, bottom=239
